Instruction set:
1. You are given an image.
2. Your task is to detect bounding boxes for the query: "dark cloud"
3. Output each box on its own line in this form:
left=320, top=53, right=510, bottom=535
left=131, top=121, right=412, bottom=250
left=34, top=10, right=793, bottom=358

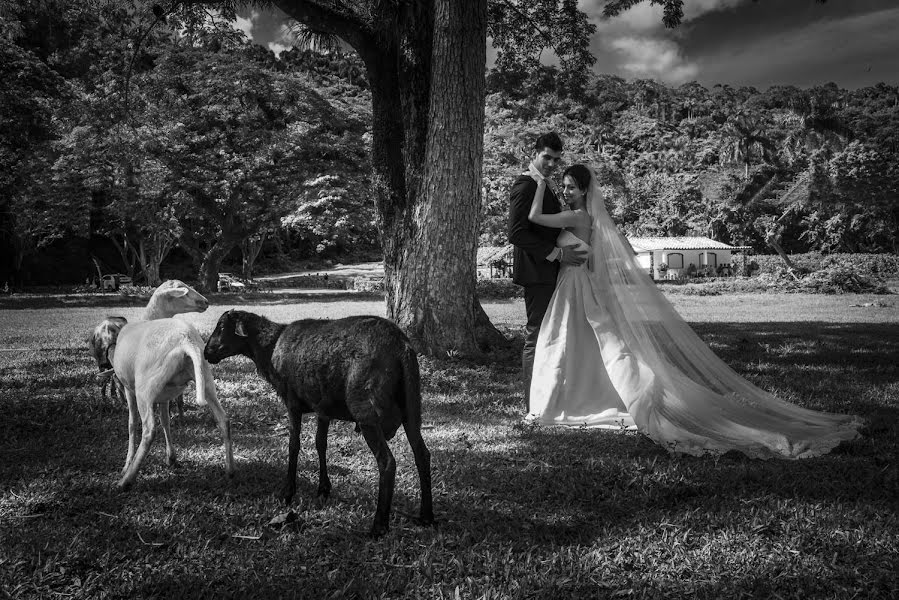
left=238, top=1, right=898, bottom=89
left=583, top=0, right=899, bottom=88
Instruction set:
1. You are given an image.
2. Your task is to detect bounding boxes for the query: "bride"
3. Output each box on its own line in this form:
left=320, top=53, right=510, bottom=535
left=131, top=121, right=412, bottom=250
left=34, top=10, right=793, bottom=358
left=524, top=163, right=862, bottom=459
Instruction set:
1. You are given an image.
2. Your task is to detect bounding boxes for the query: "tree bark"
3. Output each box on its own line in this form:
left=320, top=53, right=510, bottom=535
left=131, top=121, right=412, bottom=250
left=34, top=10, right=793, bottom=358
left=241, top=233, right=267, bottom=280
left=198, top=241, right=234, bottom=292
left=277, top=0, right=506, bottom=356
left=387, top=0, right=490, bottom=355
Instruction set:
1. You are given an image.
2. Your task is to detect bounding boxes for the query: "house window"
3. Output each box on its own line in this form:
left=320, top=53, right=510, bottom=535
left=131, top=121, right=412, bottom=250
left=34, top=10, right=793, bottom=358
left=703, top=252, right=717, bottom=268
left=667, top=253, right=684, bottom=269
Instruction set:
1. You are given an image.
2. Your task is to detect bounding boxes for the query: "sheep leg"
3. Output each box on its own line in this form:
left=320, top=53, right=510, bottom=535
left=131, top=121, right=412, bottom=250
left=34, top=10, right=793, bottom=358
left=118, top=393, right=156, bottom=489
left=122, top=386, right=140, bottom=475
left=403, top=422, right=435, bottom=527
left=315, top=416, right=332, bottom=499
left=359, top=422, right=396, bottom=538
left=158, top=399, right=177, bottom=467
left=281, top=408, right=301, bottom=505
left=201, top=379, right=233, bottom=478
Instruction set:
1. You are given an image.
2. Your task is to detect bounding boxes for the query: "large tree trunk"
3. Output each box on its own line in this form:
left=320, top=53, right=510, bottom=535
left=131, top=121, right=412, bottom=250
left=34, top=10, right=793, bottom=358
left=277, top=0, right=506, bottom=357
left=389, top=0, right=490, bottom=355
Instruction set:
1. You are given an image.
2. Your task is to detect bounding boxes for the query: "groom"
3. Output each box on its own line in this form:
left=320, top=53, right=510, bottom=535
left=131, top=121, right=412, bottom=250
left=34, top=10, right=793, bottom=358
left=508, top=132, right=586, bottom=410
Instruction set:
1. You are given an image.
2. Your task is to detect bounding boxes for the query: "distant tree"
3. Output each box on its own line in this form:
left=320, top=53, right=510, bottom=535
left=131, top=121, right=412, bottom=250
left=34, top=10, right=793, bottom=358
left=142, top=35, right=364, bottom=291
left=0, top=11, right=79, bottom=283
left=721, top=111, right=776, bottom=180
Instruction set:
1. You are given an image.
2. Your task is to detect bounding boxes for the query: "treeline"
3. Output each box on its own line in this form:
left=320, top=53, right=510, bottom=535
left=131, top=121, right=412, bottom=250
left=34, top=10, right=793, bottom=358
left=481, top=66, right=899, bottom=258
left=0, top=0, right=378, bottom=288
left=3, top=1, right=898, bottom=288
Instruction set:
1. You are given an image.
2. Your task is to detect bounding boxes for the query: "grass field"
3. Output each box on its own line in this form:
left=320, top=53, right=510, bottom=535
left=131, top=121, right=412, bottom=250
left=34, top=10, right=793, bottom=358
left=1, top=293, right=897, bottom=599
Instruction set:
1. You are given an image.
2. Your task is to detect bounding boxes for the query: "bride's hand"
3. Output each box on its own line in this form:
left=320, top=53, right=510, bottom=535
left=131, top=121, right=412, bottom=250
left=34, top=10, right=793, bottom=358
left=559, top=243, right=587, bottom=266
left=528, top=162, right=544, bottom=183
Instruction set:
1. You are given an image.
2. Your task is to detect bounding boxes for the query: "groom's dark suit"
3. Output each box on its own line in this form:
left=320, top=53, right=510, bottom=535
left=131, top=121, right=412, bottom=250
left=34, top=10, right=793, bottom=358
left=508, top=173, right=562, bottom=407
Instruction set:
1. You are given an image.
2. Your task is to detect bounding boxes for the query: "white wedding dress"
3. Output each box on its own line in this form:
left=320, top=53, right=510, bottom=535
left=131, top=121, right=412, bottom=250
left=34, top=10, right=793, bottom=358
left=527, top=175, right=862, bottom=459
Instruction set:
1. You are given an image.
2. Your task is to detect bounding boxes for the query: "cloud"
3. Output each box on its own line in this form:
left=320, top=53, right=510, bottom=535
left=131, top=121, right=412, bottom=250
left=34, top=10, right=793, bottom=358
left=609, top=36, right=699, bottom=83
left=582, top=0, right=748, bottom=85
left=232, top=11, right=256, bottom=39
left=681, top=0, right=747, bottom=21
left=693, top=6, right=899, bottom=87
left=233, top=9, right=295, bottom=56
left=580, top=0, right=748, bottom=31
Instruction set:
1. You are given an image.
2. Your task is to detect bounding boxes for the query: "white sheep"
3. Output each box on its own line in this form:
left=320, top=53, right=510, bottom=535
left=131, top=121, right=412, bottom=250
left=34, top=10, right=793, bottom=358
left=88, top=280, right=233, bottom=488
left=94, top=279, right=209, bottom=411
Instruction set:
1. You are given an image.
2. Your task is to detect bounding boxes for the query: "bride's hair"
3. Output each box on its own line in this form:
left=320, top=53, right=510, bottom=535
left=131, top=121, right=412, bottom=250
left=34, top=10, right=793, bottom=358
left=562, top=164, right=591, bottom=192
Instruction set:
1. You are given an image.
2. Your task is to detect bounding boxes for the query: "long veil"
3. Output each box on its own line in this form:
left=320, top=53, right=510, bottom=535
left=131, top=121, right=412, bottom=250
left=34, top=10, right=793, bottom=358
left=580, top=167, right=862, bottom=459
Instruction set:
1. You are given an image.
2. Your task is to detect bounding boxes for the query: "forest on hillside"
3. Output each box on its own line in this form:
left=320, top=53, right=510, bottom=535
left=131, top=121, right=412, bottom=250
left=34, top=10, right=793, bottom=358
left=2, top=1, right=898, bottom=286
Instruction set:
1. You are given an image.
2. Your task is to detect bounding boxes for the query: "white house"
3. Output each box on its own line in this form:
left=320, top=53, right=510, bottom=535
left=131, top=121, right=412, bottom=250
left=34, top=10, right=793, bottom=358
left=626, top=236, right=751, bottom=280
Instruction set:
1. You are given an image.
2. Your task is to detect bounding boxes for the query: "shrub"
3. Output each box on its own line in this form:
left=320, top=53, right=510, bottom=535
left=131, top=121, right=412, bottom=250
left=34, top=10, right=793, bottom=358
left=266, top=274, right=351, bottom=290
left=752, top=253, right=899, bottom=278
left=791, top=265, right=890, bottom=294
left=476, top=278, right=523, bottom=299
left=352, top=276, right=384, bottom=293
left=117, top=284, right=155, bottom=298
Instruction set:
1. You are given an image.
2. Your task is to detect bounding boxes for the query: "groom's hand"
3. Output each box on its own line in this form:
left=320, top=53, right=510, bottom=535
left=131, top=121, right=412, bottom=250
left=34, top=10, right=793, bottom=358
left=559, top=244, right=587, bottom=266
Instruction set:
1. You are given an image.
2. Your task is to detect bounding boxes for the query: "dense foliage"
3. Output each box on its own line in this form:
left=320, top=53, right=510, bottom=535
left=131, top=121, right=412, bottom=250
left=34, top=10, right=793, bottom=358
left=2, top=1, right=897, bottom=287
left=0, top=0, right=375, bottom=287
left=481, top=71, right=899, bottom=255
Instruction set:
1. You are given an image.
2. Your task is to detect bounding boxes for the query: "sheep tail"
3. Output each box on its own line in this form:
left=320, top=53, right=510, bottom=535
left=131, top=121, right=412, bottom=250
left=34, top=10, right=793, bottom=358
left=400, top=343, right=422, bottom=428
left=185, top=342, right=209, bottom=407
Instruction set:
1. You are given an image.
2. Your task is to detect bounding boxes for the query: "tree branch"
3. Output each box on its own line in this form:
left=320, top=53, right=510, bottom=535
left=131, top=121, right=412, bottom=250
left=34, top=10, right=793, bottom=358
left=496, top=0, right=554, bottom=50
left=273, top=0, right=372, bottom=51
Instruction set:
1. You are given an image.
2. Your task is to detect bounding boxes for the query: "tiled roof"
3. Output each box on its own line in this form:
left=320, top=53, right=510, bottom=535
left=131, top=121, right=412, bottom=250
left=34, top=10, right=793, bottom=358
left=626, top=236, right=750, bottom=252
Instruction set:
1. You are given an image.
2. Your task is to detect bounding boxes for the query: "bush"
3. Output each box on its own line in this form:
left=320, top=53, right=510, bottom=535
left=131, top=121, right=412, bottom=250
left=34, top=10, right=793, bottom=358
left=791, top=265, right=890, bottom=294
left=352, top=276, right=384, bottom=293
left=117, top=284, right=155, bottom=298
left=476, top=278, right=523, bottom=299
left=665, top=268, right=891, bottom=295
left=752, top=253, right=899, bottom=278
left=266, top=274, right=352, bottom=289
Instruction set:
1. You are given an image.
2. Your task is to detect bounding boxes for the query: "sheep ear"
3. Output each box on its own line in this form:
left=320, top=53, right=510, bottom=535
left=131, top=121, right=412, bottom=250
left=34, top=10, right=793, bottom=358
left=166, top=287, right=189, bottom=298
left=234, top=320, right=248, bottom=337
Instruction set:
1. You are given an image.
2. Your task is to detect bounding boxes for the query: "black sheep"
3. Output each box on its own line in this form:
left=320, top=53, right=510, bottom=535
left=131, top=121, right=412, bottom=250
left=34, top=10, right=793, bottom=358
left=204, top=309, right=434, bottom=537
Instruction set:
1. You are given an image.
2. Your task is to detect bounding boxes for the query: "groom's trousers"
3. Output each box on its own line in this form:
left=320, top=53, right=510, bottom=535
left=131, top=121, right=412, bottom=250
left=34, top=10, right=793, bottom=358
left=522, top=284, right=555, bottom=410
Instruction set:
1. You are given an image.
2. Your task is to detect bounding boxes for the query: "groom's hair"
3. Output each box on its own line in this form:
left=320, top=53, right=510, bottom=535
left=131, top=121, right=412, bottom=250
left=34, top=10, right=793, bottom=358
left=534, top=132, right=563, bottom=153
left=562, top=164, right=591, bottom=191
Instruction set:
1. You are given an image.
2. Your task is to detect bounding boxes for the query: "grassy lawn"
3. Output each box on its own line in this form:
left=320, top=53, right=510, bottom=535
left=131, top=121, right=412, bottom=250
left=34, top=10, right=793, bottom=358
left=1, top=293, right=897, bottom=599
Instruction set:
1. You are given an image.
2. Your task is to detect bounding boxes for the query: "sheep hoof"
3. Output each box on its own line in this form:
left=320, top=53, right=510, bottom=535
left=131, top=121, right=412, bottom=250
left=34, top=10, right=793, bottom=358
left=116, top=479, right=132, bottom=491
left=167, top=457, right=178, bottom=468
left=316, top=485, right=331, bottom=500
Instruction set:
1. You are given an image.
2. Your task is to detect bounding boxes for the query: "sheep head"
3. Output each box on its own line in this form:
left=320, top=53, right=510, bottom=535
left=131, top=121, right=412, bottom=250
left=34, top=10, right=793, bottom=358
left=88, top=316, right=128, bottom=371
left=204, top=310, right=250, bottom=364
left=148, top=279, right=209, bottom=318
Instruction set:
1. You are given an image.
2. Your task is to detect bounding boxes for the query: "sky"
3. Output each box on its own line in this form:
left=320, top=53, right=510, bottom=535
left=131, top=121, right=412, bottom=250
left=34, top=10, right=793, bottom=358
left=235, top=0, right=899, bottom=90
